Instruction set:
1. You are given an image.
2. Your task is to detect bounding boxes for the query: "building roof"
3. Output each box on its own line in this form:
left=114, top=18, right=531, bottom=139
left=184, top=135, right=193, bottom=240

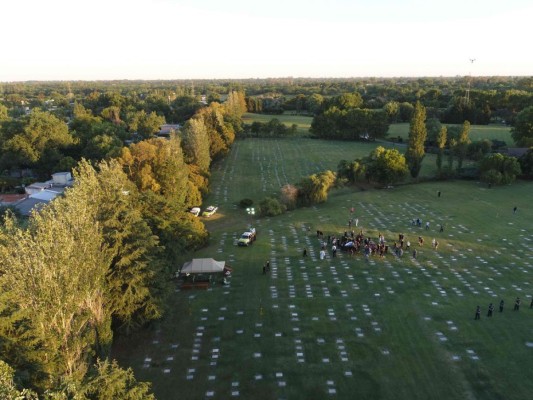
left=30, top=190, right=60, bottom=202
left=14, top=197, right=49, bottom=216
left=0, top=194, right=27, bottom=204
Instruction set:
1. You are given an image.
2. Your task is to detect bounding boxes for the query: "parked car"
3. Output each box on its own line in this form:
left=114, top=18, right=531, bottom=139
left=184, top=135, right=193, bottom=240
left=238, top=228, right=256, bottom=246
left=202, top=206, right=218, bottom=217
left=189, top=207, right=201, bottom=217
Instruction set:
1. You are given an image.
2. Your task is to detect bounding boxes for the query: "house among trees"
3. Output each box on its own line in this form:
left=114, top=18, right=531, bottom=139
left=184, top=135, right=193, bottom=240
left=13, top=172, right=74, bottom=216
left=505, top=147, right=529, bottom=158
left=157, top=124, right=181, bottom=138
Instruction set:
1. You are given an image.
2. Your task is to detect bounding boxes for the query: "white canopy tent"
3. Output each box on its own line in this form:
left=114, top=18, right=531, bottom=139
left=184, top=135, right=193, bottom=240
left=181, top=258, right=226, bottom=274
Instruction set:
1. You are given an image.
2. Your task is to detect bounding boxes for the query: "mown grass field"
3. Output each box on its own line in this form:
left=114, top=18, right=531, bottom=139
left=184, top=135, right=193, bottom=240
left=242, top=113, right=514, bottom=146
left=387, top=123, right=514, bottom=145
left=242, top=113, right=313, bottom=136
left=115, top=137, right=533, bottom=400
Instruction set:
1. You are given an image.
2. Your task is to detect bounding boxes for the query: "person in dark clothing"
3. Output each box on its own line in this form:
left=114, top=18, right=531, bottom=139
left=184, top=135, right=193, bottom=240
left=530, top=298, right=533, bottom=309
left=303, top=248, right=307, bottom=257
left=487, top=303, right=494, bottom=317
left=265, top=261, right=270, bottom=272
left=513, top=206, right=517, bottom=214
left=475, top=306, right=481, bottom=320
left=514, top=297, right=521, bottom=311
left=499, top=299, right=504, bottom=312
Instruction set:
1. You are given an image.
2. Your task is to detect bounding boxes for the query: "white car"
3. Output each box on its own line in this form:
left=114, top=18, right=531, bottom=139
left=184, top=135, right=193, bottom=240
left=189, top=207, right=201, bottom=217
left=202, top=206, right=218, bottom=217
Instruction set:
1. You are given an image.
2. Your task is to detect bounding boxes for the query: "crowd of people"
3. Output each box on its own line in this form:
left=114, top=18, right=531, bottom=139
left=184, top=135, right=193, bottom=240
left=310, top=215, right=441, bottom=261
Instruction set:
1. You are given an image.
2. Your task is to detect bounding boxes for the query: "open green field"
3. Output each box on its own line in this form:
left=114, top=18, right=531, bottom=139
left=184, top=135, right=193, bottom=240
left=242, top=113, right=313, bottom=136
left=242, top=113, right=514, bottom=147
left=114, top=138, right=533, bottom=400
left=387, top=123, right=514, bottom=145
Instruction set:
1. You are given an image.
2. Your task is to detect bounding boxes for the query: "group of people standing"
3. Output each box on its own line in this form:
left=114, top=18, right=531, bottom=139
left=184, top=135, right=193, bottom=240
left=475, top=297, right=532, bottom=319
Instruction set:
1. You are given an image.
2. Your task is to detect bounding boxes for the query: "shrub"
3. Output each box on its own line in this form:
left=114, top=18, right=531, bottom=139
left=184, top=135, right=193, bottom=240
left=239, top=198, right=253, bottom=208
left=258, top=197, right=285, bottom=217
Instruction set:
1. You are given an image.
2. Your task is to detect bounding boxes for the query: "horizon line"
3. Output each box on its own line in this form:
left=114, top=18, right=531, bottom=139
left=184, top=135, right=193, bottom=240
left=2, top=74, right=532, bottom=84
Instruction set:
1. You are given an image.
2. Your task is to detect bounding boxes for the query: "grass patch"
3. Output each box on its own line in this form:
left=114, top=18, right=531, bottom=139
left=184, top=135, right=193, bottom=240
left=242, top=112, right=314, bottom=136
left=114, top=138, right=533, bottom=400
left=387, top=123, right=514, bottom=145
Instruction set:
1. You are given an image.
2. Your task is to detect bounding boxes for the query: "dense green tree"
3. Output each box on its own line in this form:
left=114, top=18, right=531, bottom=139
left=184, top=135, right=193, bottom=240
left=479, top=153, right=521, bottom=185
left=364, top=146, right=408, bottom=186
left=0, top=110, right=75, bottom=177
left=467, top=139, right=492, bottom=161
left=456, top=120, right=471, bottom=170
left=194, top=104, right=235, bottom=160
left=405, top=101, right=427, bottom=179
left=306, top=94, right=324, bottom=115
left=127, top=111, right=165, bottom=140
left=383, top=101, right=400, bottom=123
left=399, top=102, right=414, bottom=122
left=0, top=195, right=109, bottom=389
left=435, top=126, right=447, bottom=173
left=73, top=160, right=166, bottom=334
left=337, top=159, right=366, bottom=184
left=118, top=136, right=188, bottom=207
left=258, top=197, right=285, bottom=217
left=224, top=90, right=246, bottom=132
left=0, top=360, right=38, bottom=399
left=0, top=104, right=9, bottom=122
left=170, top=95, right=203, bottom=123
left=518, top=148, right=533, bottom=178
left=297, top=170, right=336, bottom=205
left=82, top=359, right=155, bottom=400
left=511, top=106, right=533, bottom=147
left=425, top=118, right=442, bottom=144
left=181, top=118, right=211, bottom=173
left=335, top=93, right=363, bottom=110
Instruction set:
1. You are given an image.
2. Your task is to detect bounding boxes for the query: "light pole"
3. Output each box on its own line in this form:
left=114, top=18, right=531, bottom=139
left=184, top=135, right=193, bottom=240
left=246, top=207, right=255, bottom=227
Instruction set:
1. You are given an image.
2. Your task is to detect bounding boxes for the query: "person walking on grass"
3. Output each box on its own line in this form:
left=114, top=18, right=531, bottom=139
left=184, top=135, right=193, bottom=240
left=475, top=306, right=481, bottom=320
left=487, top=303, right=494, bottom=317
left=499, top=299, right=504, bottom=312
left=514, top=297, right=521, bottom=311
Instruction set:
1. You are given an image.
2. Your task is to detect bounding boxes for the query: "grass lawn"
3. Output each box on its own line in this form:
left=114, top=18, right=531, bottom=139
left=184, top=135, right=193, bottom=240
left=388, top=123, right=514, bottom=146
left=114, top=138, right=533, bottom=400
left=242, top=113, right=313, bottom=136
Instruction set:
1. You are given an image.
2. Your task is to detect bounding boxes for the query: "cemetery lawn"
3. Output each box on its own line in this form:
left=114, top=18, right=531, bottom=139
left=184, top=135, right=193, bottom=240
left=114, top=138, right=533, bottom=400
left=387, top=123, right=514, bottom=146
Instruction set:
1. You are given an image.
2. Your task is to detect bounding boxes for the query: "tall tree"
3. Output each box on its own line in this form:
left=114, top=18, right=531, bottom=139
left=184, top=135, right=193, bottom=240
left=118, top=136, right=188, bottom=207
left=456, top=120, right=471, bottom=170
left=511, top=105, right=533, bottom=147
left=436, top=126, right=447, bottom=173
left=181, top=118, right=211, bottom=173
left=73, top=160, right=167, bottom=334
left=405, top=101, right=427, bottom=179
left=0, top=195, right=109, bottom=388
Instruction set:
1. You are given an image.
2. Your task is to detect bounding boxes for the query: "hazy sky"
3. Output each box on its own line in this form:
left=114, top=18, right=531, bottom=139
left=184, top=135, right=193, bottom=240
left=1, top=0, right=532, bottom=81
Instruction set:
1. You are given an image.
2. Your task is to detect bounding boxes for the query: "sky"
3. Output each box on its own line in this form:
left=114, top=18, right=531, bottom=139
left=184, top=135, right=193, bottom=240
left=1, top=0, right=532, bottom=81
